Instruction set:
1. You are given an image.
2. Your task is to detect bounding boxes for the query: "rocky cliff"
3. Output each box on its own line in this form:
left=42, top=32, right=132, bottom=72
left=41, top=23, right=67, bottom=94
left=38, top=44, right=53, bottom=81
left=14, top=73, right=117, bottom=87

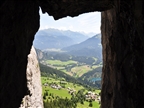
left=101, top=1, right=144, bottom=108
left=20, top=46, right=43, bottom=108
left=0, top=1, right=39, bottom=108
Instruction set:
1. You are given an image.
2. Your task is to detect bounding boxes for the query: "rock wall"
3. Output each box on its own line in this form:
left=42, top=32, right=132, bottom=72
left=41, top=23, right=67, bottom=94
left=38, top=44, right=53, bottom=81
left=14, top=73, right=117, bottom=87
left=0, top=1, right=39, bottom=108
left=38, top=0, right=113, bottom=20
left=101, top=1, right=144, bottom=108
left=20, top=46, right=43, bottom=108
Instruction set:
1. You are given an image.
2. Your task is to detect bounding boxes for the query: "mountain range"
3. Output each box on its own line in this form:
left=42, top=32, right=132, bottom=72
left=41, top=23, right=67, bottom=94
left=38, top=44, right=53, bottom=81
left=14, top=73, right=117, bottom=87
left=33, top=28, right=102, bottom=59
left=62, top=34, right=102, bottom=58
left=33, top=28, right=90, bottom=50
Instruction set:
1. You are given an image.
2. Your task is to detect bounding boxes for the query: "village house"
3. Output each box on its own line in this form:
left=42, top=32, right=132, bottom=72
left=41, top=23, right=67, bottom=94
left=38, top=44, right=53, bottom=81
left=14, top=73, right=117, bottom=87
left=67, top=87, right=76, bottom=95
left=50, top=84, right=62, bottom=90
left=85, top=91, right=98, bottom=101
left=43, top=83, right=48, bottom=87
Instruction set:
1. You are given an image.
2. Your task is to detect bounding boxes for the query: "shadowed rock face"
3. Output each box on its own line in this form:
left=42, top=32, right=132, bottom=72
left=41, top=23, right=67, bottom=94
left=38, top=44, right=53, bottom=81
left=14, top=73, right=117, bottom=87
left=38, top=0, right=113, bottom=19
left=0, top=1, right=39, bottom=108
left=0, top=0, right=144, bottom=108
left=101, top=1, right=144, bottom=108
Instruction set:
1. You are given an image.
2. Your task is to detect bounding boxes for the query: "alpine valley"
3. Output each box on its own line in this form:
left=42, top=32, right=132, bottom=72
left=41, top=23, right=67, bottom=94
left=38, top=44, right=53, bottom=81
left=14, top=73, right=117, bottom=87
left=33, top=28, right=102, bottom=89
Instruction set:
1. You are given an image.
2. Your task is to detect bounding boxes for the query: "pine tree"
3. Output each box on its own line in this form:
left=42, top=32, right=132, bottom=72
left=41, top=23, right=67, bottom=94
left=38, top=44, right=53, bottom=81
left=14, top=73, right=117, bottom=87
left=45, top=91, right=48, bottom=96
left=89, top=101, right=93, bottom=107
left=43, top=93, right=46, bottom=100
left=80, top=100, right=84, bottom=104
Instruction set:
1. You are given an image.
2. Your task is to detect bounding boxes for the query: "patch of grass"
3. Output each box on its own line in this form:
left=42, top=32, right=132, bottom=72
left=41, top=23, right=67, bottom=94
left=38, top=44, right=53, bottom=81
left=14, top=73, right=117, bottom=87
left=59, top=69, right=67, bottom=73
left=43, top=87, right=71, bottom=99
left=95, top=89, right=101, bottom=94
left=46, top=60, right=77, bottom=66
left=56, top=67, right=65, bottom=70
left=92, top=65, right=99, bottom=69
left=71, top=65, right=93, bottom=77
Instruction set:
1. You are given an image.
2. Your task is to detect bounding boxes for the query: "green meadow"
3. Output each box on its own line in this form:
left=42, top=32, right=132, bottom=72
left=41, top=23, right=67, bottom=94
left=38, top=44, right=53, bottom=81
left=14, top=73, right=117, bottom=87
left=41, top=77, right=101, bottom=108
left=46, top=60, right=77, bottom=66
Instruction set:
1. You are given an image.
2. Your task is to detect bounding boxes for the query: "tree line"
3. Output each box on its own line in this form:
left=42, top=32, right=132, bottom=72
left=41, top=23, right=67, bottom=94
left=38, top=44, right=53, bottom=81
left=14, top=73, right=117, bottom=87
left=38, top=52, right=101, bottom=65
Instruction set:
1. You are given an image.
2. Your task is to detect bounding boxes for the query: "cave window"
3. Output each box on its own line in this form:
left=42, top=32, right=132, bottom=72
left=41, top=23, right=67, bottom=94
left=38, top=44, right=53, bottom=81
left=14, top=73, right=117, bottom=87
left=33, top=9, right=102, bottom=107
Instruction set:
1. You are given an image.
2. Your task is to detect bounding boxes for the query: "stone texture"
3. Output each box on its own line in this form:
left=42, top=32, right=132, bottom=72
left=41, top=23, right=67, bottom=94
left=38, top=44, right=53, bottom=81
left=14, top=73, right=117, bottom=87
left=0, top=1, right=39, bottom=108
left=20, top=46, right=43, bottom=108
left=101, top=1, right=144, bottom=108
left=38, top=0, right=113, bottom=20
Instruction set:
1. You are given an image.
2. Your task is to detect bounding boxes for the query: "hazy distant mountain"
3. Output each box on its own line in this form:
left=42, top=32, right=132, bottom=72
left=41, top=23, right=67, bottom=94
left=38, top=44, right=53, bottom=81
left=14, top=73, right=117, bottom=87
left=60, top=30, right=89, bottom=43
left=33, top=28, right=89, bottom=50
left=62, top=34, right=102, bottom=59
left=80, top=32, right=96, bottom=37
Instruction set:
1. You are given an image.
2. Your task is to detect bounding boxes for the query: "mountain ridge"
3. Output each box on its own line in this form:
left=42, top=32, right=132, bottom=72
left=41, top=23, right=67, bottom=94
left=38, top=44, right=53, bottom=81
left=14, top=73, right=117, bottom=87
left=33, top=28, right=91, bottom=50
left=62, top=34, right=102, bottom=59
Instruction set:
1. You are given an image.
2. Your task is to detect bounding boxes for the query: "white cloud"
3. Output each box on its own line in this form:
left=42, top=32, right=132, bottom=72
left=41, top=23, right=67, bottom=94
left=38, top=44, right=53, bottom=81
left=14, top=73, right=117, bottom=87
left=39, top=10, right=101, bottom=33
left=58, top=26, right=67, bottom=30
left=69, top=25, right=73, bottom=30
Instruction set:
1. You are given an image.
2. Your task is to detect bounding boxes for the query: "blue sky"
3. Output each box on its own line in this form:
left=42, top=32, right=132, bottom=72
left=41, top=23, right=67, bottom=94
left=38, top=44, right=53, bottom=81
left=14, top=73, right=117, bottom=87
left=39, top=10, right=101, bottom=34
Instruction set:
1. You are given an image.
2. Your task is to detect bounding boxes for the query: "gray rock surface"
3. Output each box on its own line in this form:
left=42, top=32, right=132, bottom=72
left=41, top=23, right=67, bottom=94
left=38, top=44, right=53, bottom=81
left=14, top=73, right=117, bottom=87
left=20, top=46, right=43, bottom=108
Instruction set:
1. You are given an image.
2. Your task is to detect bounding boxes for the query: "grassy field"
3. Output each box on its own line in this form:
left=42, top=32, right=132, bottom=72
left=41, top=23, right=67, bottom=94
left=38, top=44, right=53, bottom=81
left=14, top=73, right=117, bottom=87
left=42, top=86, right=72, bottom=99
left=41, top=77, right=100, bottom=108
left=46, top=60, right=77, bottom=66
left=41, top=77, right=60, bottom=84
left=44, top=59, right=99, bottom=78
left=41, top=77, right=85, bottom=92
left=71, top=65, right=93, bottom=77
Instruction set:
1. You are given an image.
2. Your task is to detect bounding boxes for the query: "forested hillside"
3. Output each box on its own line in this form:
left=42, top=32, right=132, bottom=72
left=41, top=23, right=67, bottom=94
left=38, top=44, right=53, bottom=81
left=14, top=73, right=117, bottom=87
left=40, top=63, right=78, bottom=84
